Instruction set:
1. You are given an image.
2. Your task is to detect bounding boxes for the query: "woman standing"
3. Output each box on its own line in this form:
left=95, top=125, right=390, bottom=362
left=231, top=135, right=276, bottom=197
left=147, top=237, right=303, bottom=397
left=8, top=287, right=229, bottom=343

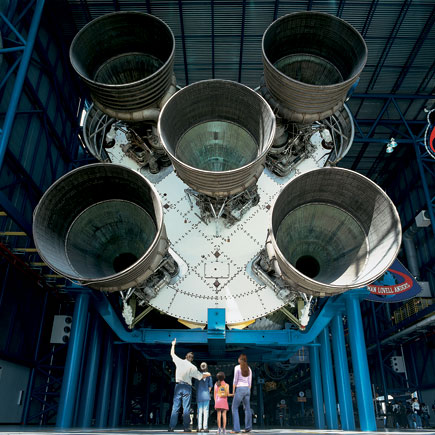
left=231, top=354, right=252, bottom=433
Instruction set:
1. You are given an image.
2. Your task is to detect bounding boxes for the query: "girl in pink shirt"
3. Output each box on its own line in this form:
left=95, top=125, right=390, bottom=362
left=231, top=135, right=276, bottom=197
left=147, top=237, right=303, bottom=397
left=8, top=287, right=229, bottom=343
left=214, top=372, right=232, bottom=434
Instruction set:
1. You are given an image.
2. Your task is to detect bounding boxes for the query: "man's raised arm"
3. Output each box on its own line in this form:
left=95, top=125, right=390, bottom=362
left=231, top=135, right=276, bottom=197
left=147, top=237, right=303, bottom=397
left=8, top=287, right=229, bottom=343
left=170, top=338, right=176, bottom=358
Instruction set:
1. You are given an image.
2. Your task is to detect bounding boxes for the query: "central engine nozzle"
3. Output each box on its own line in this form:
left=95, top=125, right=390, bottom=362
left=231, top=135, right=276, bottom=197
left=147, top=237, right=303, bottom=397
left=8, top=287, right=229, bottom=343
left=269, top=167, right=401, bottom=296
left=70, top=12, right=175, bottom=120
left=262, top=12, right=367, bottom=123
left=33, top=164, right=168, bottom=292
left=158, top=79, right=276, bottom=198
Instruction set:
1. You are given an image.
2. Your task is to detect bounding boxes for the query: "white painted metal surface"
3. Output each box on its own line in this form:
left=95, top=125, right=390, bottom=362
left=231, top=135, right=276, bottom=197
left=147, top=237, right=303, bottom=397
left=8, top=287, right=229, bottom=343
left=127, top=134, right=331, bottom=326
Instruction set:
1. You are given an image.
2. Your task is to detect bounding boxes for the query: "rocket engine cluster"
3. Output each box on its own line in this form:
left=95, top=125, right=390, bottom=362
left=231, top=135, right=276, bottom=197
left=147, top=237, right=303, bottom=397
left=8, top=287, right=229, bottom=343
left=33, top=10, right=401, bottom=329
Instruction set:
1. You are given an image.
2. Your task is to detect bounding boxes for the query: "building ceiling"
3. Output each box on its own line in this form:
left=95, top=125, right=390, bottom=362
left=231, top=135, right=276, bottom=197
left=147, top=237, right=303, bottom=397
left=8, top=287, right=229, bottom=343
left=49, top=0, right=435, bottom=189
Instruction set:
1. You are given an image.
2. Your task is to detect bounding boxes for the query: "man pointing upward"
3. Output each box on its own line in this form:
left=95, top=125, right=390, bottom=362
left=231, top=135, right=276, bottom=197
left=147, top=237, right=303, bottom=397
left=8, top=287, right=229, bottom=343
left=168, top=338, right=211, bottom=432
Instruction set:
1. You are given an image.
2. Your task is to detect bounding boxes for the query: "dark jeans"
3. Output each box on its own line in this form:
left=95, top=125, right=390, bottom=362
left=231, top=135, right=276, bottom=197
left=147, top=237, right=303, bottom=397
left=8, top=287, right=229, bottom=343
left=169, top=383, right=192, bottom=429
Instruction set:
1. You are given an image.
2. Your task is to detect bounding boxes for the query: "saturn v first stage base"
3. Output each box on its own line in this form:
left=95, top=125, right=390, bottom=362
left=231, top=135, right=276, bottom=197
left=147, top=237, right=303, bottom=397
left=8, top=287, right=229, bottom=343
left=32, top=11, right=402, bottom=330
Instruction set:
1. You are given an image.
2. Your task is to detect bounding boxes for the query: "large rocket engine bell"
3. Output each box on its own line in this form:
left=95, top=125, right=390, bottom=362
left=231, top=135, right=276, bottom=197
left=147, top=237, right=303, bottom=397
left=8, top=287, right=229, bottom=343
left=70, top=12, right=175, bottom=121
left=33, top=164, right=169, bottom=292
left=159, top=79, right=276, bottom=199
left=266, top=167, right=401, bottom=297
left=261, top=11, right=368, bottom=123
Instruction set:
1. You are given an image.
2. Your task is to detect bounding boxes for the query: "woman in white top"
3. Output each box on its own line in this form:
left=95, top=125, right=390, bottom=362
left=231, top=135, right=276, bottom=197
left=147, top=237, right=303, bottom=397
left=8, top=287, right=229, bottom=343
left=231, top=354, right=252, bottom=433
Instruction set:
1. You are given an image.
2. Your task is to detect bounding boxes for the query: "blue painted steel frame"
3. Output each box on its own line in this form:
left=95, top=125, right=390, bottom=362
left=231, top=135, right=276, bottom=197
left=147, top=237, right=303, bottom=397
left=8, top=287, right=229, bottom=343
left=319, top=327, right=338, bottom=429
left=308, top=339, right=325, bottom=429
left=77, top=314, right=102, bottom=427
left=345, top=295, right=376, bottom=431
left=61, top=289, right=377, bottom=429
left=109, top=345, right=125, bottom=428
left=350, top=93, right=434, bottom=240
left=56, top=293, right=90, bottom=428
left=0, top=0, right=45, bottom=170
left=95, top=332, right=113, bottom=427
left=22, top=291, right=48, bottom=423
left=331, top=314, right=355, bottom=430
left=88, top=287, right=368, bottom=350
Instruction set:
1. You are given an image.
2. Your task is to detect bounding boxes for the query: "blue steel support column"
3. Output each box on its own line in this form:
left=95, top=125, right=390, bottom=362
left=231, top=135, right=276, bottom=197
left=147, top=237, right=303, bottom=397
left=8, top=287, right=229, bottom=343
left=144, top=362, right=151, bottom=424
left=371, top=303, right=389, bottom=408
left=77, top=315, right=102, bottom=427
left=109, top=345, right=125, bottom=428
left=345, top=295, right=376, bottom=431
left=331, top=314, right=355, bottom=430
left=95, top=332, right=114, bottom=428
left=319, top=327, right=338, bottom=429
left=0, top=0, right=45, bottom=170
left=73, top=312, right=91, bottom=426
left=121, top=345, right=131, bottom=425
left=257, top=373, right=264, bottom=428
left=56, top=293, right=90, bottom=428
left=22, top=291, right=48, bottom=423
left=309, top=339, right=325, bottom=429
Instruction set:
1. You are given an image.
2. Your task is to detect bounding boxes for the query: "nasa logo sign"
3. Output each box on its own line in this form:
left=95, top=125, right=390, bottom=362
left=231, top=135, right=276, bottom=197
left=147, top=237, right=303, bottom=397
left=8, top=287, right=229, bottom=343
left=428, top=124, right=435, bottom=158
left=425, top=109, right=435, bottom=160
left=365, top=259, right=422, bottom=303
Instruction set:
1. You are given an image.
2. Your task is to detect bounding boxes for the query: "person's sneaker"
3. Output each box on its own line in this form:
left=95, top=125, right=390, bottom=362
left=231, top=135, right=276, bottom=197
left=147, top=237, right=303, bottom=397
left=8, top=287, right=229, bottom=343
left=203, top=430, right=209, bottom=433
left=184, top=430, right=192, bottom=433
left=223, top=429, right=226, bottom=435
left=168, top=429, right=174, bottom=432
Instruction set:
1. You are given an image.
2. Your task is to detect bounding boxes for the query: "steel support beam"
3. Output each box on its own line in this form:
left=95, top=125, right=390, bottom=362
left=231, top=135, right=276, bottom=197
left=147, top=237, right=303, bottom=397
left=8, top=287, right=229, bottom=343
left=238, top=0, right=246, bottom=83
left=177, top=0, right=188, bottom=85
left=22, top=291, right=48, bottom=423
left=331, top=314, right=355, bottom=431
left=309, top=338, right=325, bottom=429
left=121, top=345, right=131, bottom=426
left=90, top=288, right=369, bottom=349
left=77, top=314, right=102, bottom=427
left=109, top=345, right=125, bottom=428
left=95, top=331, right=114, bottom=428
left=345, top=295, right=376, bottom=431
left=319, top=327, right=338, bottom=429
left=207, top=308, right=226, bottom=357
left=73, top=311, right=91, bottom=426
left=256, top=371, right=264, bottom=428
left=370, top=302, right=389, bottom=411
left=389, top=98, right=435, bottom=239
left=0, top=0, right=45, bottom=171
left=56, top=293, right=90, bottom=428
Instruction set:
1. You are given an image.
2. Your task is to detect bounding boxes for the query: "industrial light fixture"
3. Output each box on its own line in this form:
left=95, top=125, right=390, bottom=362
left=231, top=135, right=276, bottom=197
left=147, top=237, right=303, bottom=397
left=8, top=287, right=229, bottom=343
left=386, top=137, right=397, bottom=154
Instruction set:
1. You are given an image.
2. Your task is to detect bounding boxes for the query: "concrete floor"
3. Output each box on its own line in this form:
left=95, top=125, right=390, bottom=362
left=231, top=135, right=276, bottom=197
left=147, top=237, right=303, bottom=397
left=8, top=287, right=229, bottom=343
left=0, top=428, right=434, bottom=435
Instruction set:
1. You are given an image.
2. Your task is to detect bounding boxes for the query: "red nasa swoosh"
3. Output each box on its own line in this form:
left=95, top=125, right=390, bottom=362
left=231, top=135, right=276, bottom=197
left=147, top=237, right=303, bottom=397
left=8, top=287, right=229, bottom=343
left=430, top=126, right=435, bottom=154
left=368, top=269, right=414, bottom=295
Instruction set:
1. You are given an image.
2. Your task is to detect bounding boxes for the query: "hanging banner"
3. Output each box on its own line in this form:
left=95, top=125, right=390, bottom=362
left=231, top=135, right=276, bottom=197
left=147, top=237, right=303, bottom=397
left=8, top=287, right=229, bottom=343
left=364, top=258, right=422, bottom=303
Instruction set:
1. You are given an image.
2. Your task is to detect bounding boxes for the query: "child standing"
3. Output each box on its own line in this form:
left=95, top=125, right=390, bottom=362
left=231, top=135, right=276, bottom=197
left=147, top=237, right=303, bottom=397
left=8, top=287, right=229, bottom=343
left=214, top=372, right=231, bottom=434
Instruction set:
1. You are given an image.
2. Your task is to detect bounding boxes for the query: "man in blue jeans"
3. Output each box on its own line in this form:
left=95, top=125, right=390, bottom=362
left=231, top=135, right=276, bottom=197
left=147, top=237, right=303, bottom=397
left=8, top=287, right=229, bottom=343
left=168, top=339, right=211, bottom=432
